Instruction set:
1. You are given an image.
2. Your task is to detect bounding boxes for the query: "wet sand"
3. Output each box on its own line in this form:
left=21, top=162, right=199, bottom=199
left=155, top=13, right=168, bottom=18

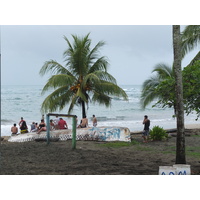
left=1, top=128, right=200, bottom=175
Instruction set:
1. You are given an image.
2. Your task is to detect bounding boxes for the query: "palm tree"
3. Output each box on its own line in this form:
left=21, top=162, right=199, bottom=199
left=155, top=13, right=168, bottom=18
left=140, top=63, right=174, bottom=109
left=39, top=33, right=128, bottom=118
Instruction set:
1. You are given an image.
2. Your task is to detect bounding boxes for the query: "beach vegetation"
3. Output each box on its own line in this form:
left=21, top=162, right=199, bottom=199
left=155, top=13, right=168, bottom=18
left=39, top=33, right=128, bottom=117
left=99, top=140, right=140, bottom=148
left=182, top=60, right=200, bottom=119
left=149, top=126, right=168, bottom=141
left=140, top=25, right=200, bottom=119
left=152, top=60, right=200, bottom=119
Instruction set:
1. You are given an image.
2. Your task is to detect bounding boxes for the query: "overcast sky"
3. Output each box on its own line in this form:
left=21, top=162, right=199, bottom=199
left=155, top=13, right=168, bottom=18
left=1, top=25, right=199, bottom=86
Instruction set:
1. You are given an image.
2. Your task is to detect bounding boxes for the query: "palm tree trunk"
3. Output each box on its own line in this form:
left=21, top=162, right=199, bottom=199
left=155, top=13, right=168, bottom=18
left=173, top=25, right=186, bottom=164
left=81, top=100, right=86, bottom=118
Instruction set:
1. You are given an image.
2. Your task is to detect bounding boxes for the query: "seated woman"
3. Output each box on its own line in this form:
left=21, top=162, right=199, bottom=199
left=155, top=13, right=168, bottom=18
left=37, top=119, right=47, bottom=134
left=77, top=115, right=88, bottom=128
left=20, top=121, right=28, bottom=134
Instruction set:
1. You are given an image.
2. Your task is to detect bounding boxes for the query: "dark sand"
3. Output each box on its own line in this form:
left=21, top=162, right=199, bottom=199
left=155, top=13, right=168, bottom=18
left=1, top=129, right=200, bottom=175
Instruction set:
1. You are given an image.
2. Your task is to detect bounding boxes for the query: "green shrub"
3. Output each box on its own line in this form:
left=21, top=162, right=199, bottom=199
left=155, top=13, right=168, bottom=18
left=149, top=126, right=168, bottom=141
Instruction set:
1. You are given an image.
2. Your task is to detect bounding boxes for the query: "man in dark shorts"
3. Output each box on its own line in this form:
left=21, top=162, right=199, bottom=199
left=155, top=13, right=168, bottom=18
left=142, top=115, right=150, bottom=143
left=11, top=123, right=18, bottom=135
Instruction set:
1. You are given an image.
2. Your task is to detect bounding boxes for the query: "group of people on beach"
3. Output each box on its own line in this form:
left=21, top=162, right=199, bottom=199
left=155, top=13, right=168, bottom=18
left=11, top=114, right=150, bottom=142
left=11, top=114, right=98, bottom=136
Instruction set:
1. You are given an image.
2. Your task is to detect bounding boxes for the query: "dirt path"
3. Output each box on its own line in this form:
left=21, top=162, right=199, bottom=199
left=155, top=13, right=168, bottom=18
left=1, top=129, right=200, bottom=175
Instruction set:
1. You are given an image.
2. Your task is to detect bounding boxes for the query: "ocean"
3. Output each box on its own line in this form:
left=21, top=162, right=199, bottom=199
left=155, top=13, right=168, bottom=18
left=1, top=85, right=199, bottom=136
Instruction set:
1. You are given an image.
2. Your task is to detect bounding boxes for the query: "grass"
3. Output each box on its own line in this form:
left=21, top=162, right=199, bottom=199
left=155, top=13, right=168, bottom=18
left=99, top=140, right=140, bottom=148
left=98, top=139, right=200, bottom=158
left=186, top=151, right=200, bottom=158
left=98, top=140, right=154, bottom=151
left=161, top=145, right=200, bottom=158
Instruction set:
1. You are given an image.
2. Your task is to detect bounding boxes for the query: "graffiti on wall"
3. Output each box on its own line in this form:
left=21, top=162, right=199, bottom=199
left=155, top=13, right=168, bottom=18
left=60, top=127, right=131, bottom=142
left=8, top=127, right=131, bottom=142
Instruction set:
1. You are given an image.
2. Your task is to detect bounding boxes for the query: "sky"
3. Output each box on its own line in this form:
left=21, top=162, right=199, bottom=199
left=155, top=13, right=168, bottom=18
left=1, top=25, right=199, bottom=86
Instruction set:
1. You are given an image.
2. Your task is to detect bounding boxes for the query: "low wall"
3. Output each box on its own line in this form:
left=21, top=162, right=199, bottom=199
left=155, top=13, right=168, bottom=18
left=8, top=126, right=131, bottom=143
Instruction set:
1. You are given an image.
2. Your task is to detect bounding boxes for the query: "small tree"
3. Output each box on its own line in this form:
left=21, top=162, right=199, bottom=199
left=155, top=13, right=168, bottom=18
left=149, top=126, right=167, bottom=141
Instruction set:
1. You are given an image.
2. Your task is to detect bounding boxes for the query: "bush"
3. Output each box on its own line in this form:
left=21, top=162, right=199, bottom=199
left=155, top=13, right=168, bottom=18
left=149, top=126, right=168, bottom=141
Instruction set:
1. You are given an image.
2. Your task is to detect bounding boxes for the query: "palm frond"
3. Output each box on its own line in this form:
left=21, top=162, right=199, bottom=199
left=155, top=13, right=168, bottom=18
left=88, top=41, right=106, bottom=62
left=94, top=81, right=128, bottom=101
left=41, top=74, right=76, bottom=95
left=140, top=75, right=160, bottom=109
left=181, top=25, right=200, bottom=58
left=41, top=86, right=74, bottom=113
left=152, top=63, right=173, bottom=78
left=92, top=91, right=112, bottom=107
left=82, top=73, right=101, bottom=87
left=39, top=60, right=69, bottom=76
left=68, top=95, right=79, bottom=114
left=94, top=71, right=117, bottom=83
left=88, top=56, right=109, bottom=73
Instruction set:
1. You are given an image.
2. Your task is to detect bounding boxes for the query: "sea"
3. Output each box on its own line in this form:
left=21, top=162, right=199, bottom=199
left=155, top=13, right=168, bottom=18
left=1, top=85, right=199, bottom=136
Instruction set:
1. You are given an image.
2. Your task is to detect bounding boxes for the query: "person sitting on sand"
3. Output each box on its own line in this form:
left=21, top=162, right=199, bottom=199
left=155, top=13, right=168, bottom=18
left=30, top=122, right=36, bottom=132
left=31, top=122, right=39, bottom=132
left=50, top=119, right=55, bottom=130
left=78, top=115, right=88, bottom=128
left=37, top=119, right=46, bottom=134
left=20, top=120, right=28, bottom=134
left=11, top=123, right=18, bottom=135
left=58, top=118, right=68, bottom=129
left=142, top=115, right=150, bottom=143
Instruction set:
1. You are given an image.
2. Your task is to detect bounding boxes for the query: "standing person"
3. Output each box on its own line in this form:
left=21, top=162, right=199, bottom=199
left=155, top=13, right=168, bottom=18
left=78, top=115, right=88, bottom=128
left=142, top=115, right=150, bottom=143
left=92, top=114, right=97, bottom=127
left=53, top=115, right=59, bottom=130
left=37, top=119, right=46, bottom=134
left=20, top=120, right=28, bottom=134
left=11, top=123, right=18, bottom=135
left=58, top=118, right=68, bottom=129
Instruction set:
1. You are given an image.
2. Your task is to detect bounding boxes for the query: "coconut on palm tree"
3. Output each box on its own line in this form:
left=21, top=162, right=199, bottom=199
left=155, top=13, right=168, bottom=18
left=39, top=33, right=128, bottom=118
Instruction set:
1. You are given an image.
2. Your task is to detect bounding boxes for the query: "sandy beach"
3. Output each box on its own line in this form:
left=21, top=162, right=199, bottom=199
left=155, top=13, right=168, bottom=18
left=0, top=125, right=200, bottom=175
